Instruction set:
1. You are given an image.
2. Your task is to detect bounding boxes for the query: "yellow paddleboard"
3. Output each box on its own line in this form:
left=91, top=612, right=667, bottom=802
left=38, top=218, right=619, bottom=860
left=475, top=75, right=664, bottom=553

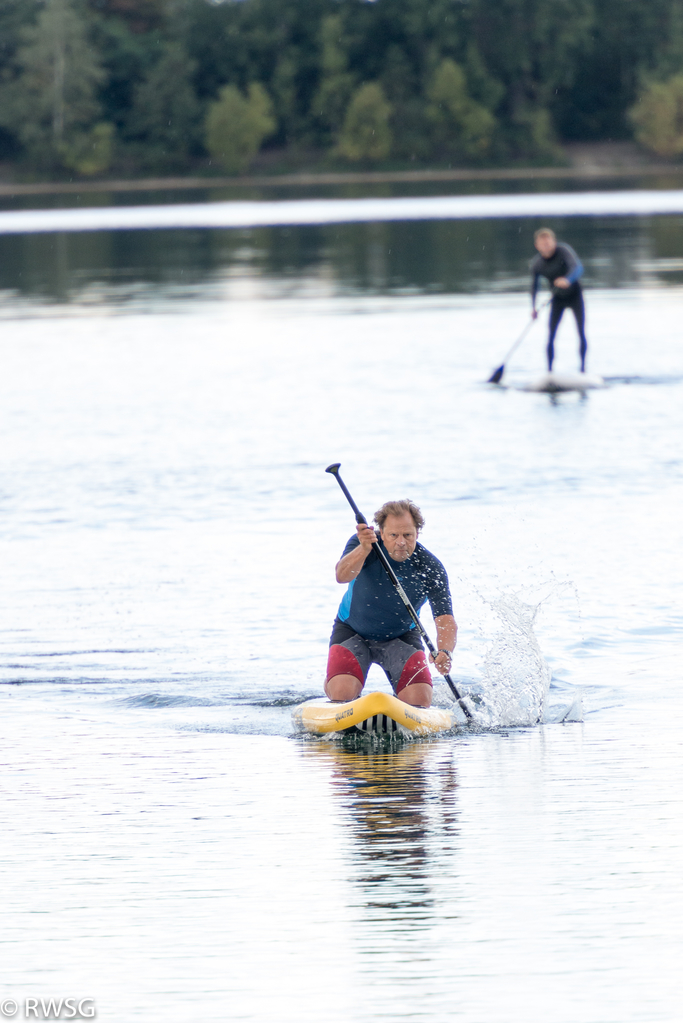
left=292, top=691, right=456, bottom=736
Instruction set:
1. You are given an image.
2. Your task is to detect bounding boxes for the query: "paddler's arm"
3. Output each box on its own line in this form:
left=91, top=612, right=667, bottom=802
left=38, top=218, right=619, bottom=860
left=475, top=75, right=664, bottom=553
left=554, top=245, right=583, bottom=290
left=335, top=522, right=377, bottom=583
left=429, top=614, right=458, bottom=674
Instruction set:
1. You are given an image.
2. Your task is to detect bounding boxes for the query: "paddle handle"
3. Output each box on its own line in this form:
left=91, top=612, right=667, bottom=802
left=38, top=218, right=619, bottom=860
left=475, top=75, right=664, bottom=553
left=325, top=463, right=366, bottom=524
left=325, top=463, right=473, bottom=720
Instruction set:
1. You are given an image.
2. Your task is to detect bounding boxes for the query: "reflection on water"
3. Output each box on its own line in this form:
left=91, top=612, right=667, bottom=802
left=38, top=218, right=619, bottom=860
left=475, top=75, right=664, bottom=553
left=1, top=210, right=683, bottom=308
left=305, top=742, right=460, bottom=924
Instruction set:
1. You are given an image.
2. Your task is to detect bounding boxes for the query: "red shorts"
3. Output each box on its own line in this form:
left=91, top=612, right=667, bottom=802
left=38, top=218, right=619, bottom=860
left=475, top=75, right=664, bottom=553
left=326, top=619, right=433, bottom=695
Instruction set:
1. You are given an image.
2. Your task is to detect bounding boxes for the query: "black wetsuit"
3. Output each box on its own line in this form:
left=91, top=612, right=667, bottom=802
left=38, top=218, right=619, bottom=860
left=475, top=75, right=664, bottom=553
left=531, top=242, right=588, bottom=372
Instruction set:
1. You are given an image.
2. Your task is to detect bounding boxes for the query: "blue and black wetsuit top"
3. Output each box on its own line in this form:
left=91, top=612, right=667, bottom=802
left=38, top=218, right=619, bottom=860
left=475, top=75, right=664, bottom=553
left=531, top=242, right=584, bottom=303
left=336, top=535, right=453, bottom=642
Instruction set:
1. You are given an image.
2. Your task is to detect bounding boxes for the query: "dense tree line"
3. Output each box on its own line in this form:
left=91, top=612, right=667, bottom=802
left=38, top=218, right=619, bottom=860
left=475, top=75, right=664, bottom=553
left=1, top=0, right=683, bottom=179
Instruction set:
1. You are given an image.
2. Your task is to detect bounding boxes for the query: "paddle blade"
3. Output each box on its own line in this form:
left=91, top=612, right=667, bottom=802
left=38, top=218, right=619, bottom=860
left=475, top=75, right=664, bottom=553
left=487, top=365, right=505, bottom=384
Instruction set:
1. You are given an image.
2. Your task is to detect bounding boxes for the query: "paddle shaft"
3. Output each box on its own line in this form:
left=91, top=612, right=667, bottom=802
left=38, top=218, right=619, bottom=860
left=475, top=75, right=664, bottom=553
left=488, top=297, right=551, bottom=383
left=498, top=317, right=537, bottom=366
left=325, top=463, right=473, bottom=720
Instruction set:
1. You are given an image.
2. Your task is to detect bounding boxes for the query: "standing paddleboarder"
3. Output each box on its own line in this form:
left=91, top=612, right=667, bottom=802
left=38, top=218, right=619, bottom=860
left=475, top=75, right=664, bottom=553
left=531, top=228, right=588, bottom=373
left=325, top=499, right=457, bottom=710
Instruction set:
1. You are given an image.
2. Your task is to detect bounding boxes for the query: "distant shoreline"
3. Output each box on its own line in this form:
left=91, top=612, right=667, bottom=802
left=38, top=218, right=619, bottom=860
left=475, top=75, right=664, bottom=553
left=1, top=159, right=682, bottom=198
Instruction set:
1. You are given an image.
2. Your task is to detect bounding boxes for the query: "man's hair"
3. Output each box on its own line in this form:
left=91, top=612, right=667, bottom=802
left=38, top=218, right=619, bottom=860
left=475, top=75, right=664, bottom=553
left=373, top=500, right=425, bottom=533
left=534, top=227, right=556, bottom=242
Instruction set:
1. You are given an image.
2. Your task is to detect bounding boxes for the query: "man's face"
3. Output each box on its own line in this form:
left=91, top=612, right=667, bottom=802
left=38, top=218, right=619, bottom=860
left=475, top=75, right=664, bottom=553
left=535, top=234, right=556, bottom=259
left=380, top=512, right=418, bottom=562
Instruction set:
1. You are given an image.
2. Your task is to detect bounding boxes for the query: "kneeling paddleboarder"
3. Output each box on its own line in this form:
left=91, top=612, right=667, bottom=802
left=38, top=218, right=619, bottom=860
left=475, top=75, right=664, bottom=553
left=326, top=499, right=457, bottom=709
left=531, top=227, right=589, bottom=373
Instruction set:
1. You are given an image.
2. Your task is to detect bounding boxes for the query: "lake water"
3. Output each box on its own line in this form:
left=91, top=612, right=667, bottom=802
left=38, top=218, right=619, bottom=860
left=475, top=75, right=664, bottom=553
left=1, top=184, right=682, bottom=1023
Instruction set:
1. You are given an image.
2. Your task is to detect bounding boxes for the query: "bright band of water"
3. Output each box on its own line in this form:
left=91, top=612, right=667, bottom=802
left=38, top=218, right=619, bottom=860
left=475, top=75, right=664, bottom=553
left=1, top=188, right=683, bottom=233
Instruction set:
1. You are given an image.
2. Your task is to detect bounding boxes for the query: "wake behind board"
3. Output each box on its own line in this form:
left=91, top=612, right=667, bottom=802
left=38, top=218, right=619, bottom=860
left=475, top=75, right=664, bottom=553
left=292, top=691, right=456, bottom=737
left=519, top=371, right=605, bottom=393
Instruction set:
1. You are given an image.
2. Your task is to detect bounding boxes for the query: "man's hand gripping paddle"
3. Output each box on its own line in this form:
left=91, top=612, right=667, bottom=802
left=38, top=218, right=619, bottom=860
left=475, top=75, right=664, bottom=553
left=325, top=463, right=473, bottom=721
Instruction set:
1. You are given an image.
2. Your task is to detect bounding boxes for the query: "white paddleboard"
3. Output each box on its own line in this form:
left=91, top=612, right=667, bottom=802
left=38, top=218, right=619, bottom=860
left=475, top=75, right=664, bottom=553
left=520, top=371, right=606, bottom=393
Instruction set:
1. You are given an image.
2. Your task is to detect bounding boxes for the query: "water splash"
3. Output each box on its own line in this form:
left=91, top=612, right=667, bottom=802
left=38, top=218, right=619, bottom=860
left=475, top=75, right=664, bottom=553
left=476, top=592, right=551, bottom=727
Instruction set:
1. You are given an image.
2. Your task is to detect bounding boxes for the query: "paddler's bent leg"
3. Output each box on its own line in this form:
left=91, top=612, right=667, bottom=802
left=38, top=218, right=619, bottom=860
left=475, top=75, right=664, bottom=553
left=398, top=682, right=433, bottom=708
left=324, top=625, right=370, bottom=702
left=325, top=674, right=362, bottom=701
left=377, top=636, right=434, bottom=709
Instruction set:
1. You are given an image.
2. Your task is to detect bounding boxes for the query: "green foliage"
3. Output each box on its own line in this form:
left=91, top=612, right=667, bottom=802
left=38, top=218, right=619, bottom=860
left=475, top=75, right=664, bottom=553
left=1, top=0, right=683, bottom=177
left=310, top=15, right=356, bottom=138
left=0, top=0, right=113, bottom=172
left=337, top=83, right=392, bottom=163
left=463, top=44, right=504, bottom=114
left=60, top=121, right=115, bottom=175
left=467, top=0, right=593, bottom=157
left=426, top=59, right=496, bottom=160
left=86, top=0, right=166, bottom=35
left=184, top=0, right=334, bottom=147
left=630, top=74, right=683, bottom=158
left=126, top=42, right=202, bottom=167
left=90, top=12, right=161, bottom=134
left=551, top=0, right=683, bottom=139
left=270, top=55, right=300, bottom=143
left=0, top=0, right=38, bottom=157
left=205, top=83, right=275, bottom=174
left=508, top=105, right=562, bottom=164
left=0, top=0, right=40, bottom=68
